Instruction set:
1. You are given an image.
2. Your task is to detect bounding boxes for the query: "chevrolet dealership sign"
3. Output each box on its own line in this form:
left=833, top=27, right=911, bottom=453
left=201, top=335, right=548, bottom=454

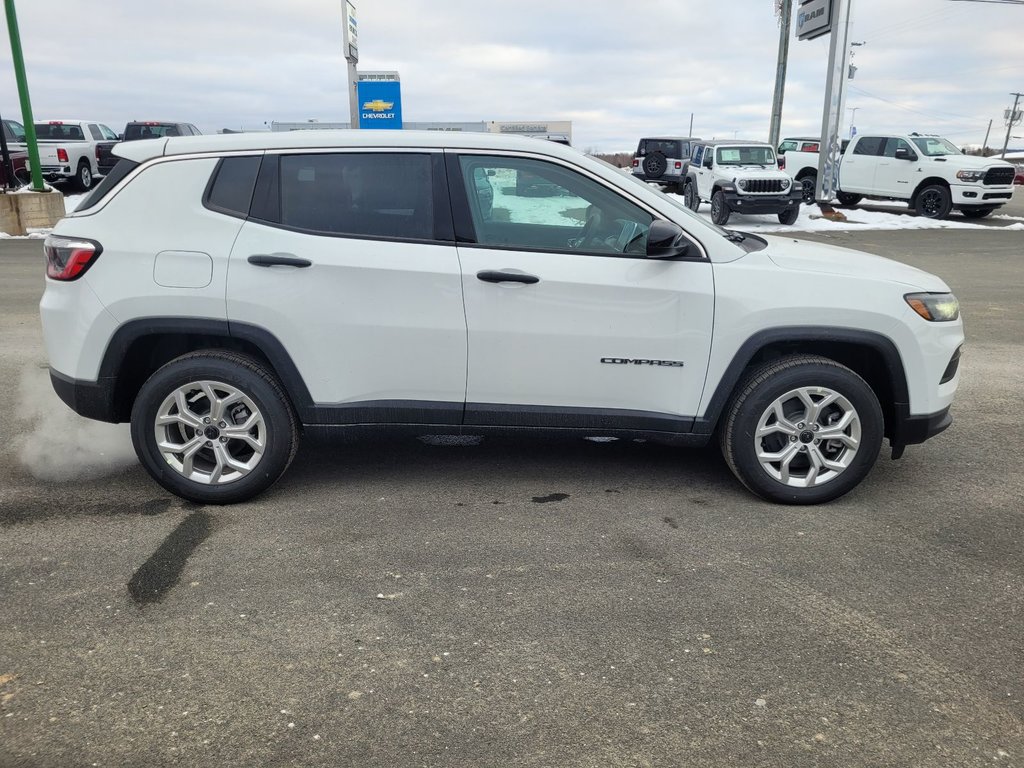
left=357, top=80, right=403, bottom=129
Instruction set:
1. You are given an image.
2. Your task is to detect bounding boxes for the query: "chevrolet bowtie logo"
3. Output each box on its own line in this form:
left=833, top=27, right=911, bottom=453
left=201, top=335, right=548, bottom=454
left=363, top=99, right=394, bottom=112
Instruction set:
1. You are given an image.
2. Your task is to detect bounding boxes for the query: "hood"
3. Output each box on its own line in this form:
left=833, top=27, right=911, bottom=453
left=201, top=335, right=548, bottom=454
left=723, top=166, right=787, bottom=178
left=762, top=236, right=949, bottom=291
left=921, top=154, right=1014, bottom=171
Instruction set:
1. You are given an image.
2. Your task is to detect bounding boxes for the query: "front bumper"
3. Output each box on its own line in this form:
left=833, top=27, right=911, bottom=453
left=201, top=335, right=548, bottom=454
left=890, top=404, right=952, bottom=459
left=951, top=183, right=1014, bottom=207
left=724, top=188, right=804, bottom=214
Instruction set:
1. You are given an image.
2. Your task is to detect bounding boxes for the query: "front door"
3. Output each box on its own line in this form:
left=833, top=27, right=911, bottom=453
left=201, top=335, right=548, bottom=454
left=448, top=152, right=715, bottom=432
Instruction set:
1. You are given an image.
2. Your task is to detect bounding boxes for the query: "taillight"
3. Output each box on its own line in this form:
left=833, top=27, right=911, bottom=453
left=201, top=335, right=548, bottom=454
left=674, top=161, right=682, bottom=169
left=96, top=146, right=101, bottom=160
left=57, top=148, right=69, bottom=163
left=778, top=157, right=786, bottom=169
left=632, top=159, right=639, bottom=167
left=44, top=235, right=102, bottom=281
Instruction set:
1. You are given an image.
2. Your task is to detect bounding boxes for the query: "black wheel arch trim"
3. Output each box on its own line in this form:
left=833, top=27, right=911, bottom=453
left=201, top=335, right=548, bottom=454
left=692, top=326, right=911, bottom=436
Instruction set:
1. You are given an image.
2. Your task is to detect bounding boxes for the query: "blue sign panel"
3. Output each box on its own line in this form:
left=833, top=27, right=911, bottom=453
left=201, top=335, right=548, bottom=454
left=357, top=80, right=403, bottom=129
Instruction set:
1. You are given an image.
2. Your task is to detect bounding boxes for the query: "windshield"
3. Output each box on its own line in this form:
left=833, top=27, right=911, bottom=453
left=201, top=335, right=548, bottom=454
left=716, top=146, right=776, bottom=166
left=910, top=137, right=962, bottom=157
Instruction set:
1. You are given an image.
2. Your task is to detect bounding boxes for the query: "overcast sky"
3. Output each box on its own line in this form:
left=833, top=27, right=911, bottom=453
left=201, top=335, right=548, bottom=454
left=1, top=0, right=1021, bottom=152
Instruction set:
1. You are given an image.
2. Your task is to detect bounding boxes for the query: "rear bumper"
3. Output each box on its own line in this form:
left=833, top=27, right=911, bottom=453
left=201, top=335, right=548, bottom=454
left=50, top=369, right=119, bottom=423
left=633, top=172, right=686, bottom=186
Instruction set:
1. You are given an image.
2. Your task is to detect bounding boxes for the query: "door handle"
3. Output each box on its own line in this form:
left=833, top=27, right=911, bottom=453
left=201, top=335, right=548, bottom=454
left=247, top=253, right=312, bottom=268
left=476, top=270, right=539, bottom=285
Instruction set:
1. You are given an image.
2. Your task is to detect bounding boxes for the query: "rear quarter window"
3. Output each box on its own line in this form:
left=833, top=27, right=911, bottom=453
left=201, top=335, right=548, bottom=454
left=204, top=156, right=262, bottom=218
left=74, top=159, right=140, bottom=212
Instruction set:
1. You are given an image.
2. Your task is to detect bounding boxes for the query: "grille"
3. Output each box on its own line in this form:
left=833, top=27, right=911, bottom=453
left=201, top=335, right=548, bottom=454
left=983, top=167, right=1015, bottom=185
left=744, top=179, right=786, bottom=193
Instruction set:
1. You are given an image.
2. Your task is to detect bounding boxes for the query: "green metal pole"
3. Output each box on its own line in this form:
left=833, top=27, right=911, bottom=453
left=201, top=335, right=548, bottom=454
left=4, top=0, right=45, bottom=191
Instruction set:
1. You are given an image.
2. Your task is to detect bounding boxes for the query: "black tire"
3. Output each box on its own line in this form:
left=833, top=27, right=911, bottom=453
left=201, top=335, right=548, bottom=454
left=960, top=207, right=995, bottom=219
left=684, top=181, right=700, bottom=211
left=777, top=205, right=799, bottom=225
left=836, top=192, right=862, bottom=206
left=75, top=161, right=93, bottom=191
left=130, top=351, right=299, bottom=504
left=914, top=184, right=952, bottom=219
left=710, top=190, right=730, bottom=225
left=798, top=174, right=817, bottom=204
left=719, top=355, right=883, bottom=505
left=643, top=152, right=667, bottom=179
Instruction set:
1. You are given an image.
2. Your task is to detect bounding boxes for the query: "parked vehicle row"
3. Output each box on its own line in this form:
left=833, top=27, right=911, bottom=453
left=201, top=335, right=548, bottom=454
left=779, top=132, right=1016, bottom=218
left=0, top=117, right=201, bottom=190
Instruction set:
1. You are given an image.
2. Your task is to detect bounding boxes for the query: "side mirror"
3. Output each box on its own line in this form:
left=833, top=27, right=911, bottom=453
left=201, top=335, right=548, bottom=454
left=894, top=147, right=916, bottom=161
left=703, top=156, right=713, bottom=169
left=117, top=134, right=123, bottom=140
left=646, top=220, right=691, bottom=259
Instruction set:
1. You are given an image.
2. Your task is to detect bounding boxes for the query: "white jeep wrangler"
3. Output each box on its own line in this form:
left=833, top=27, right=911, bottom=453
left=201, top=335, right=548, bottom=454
left=41, top=130, right=962, bottom=506
left=684, top=141, right=803, bottom=225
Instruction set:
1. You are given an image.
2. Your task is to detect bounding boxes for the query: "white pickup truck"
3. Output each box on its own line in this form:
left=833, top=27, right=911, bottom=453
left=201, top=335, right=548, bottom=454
left=15, top=119, right=120, bottom=191
left=783, top=133, right=1016, bottom=219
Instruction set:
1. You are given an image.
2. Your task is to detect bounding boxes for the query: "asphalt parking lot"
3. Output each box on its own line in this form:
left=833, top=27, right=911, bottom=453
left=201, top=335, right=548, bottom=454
left=1, top=226, right=1022, bottom=767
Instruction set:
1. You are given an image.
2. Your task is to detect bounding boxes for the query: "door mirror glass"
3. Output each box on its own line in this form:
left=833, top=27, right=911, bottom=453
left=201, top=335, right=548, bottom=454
left=646, top=219, right=691, bottom=259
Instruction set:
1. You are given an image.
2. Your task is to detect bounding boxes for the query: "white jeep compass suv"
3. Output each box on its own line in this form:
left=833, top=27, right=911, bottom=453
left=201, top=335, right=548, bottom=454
left=41, top=131, right=963, bottom=505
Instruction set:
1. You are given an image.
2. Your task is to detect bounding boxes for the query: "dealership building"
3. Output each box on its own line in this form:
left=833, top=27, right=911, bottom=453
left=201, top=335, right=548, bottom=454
left=270, top=119, right=573, bottom=143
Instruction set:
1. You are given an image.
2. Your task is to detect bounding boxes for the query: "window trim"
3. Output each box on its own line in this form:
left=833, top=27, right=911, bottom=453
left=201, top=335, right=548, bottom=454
left=245, top=149, right=455, bottom=245
left=445, top=149, right=708, bottom=262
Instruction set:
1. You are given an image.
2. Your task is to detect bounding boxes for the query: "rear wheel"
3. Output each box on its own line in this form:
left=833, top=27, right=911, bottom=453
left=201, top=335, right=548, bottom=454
left=130, top=351, right=299, bottom=504
left=684, top=182, right=700, bottom=211
left=836, top=192, right=862, bottom=206
left=710, top=190, right=731, bottom=225
left=960, top=206, right=995, bottom=219
left=915, top=184, right=952, bottom=219
left=75, top=161, right=92, bottom=191
left=719, top=355, right=883, bottom=504
left=798, top=174, right=817, bottom=204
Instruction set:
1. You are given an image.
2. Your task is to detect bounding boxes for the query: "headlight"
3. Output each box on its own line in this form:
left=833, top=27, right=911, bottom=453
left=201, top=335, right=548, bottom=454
left=905, top=292, right=959, bottom=322
left=956, top=169, right=985, bottom=183
left=738, top=180, right=749, bottom=191
left=780, top=177, right=791, bottom=189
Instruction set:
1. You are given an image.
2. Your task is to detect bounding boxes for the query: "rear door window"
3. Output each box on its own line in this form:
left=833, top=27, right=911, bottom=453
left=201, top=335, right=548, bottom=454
left=255, top=152, right=437, bottom=241
left=852, top=137, right=885, bottom=156
left=647, top=140, right=680, bottom=158
left=88, top=124, right=102, bottom=140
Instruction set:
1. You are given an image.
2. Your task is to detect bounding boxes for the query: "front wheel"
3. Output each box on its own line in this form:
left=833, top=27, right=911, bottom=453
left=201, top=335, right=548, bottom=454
left=777, top=206, right=799, bottom=225
left=719, top=355, right=883, bottom=504
left=915, top=184, right=952, bottom=219
left=130, top=351, right=299, bottom=504
left=960, top=207, right=995, bottom=219
left=710, top=190, right=731, bottom=225
left=684, top=182, right=700, bottom=211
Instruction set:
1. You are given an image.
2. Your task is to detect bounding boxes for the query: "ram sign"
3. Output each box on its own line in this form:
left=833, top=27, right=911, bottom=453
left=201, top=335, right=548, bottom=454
left=796, top=0, right=833, bottom=41
left=357, top=80, right=403, bottom=130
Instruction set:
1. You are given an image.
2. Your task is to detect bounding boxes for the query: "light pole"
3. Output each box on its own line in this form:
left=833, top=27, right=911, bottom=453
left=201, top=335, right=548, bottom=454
left=847, top=107, right=859, bottom=138
left=4, top=0, right=45, bottom=191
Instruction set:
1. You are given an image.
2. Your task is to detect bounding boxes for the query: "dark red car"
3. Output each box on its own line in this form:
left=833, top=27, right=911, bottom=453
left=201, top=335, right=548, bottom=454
left=0, top=149, right=29, bottom=188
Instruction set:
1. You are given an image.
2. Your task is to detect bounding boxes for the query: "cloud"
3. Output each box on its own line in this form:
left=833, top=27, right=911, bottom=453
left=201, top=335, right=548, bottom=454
left=0, top=0, right=1020, bottom=150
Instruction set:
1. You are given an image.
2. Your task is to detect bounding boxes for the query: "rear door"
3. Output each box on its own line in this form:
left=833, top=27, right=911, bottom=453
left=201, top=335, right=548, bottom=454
left=226, top=150, right=467, bottom=424
left=873, top=137, right=918, bottom=198
left=448, top=150, right=715, bottom=432
left=839, top=136, right=884, bottom=193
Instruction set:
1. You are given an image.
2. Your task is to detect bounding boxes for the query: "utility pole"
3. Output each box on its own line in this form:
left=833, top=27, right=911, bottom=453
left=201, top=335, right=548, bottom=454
left=688, top=112, right=694, bottom=137
left=1001, top=92, right=1022, bottom=158
left=981, top=118, right=992, bottom=155
left=768, top=0, right=792, bottom=147
left=4, top=0, right=44, bottom=191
